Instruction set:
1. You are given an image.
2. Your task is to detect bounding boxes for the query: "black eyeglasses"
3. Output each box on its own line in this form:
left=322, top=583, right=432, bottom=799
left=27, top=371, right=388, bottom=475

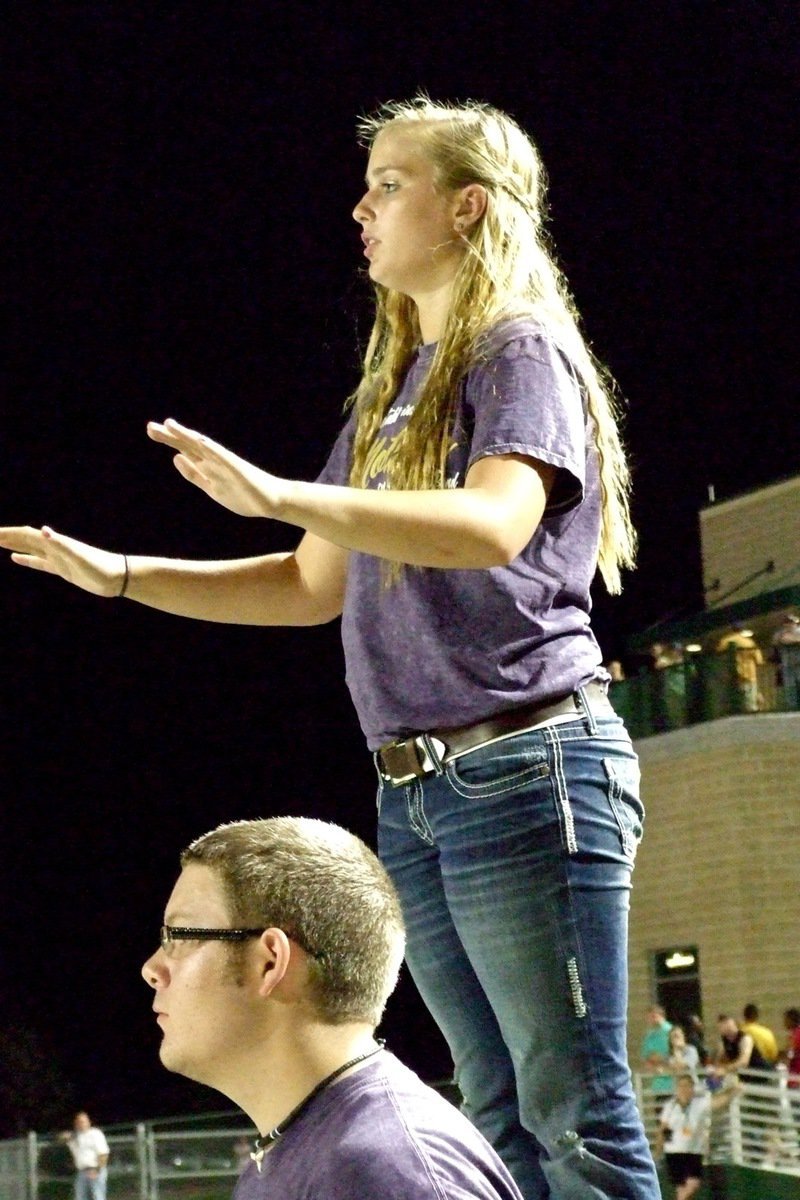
left=160, top=925, right=264, bottom=955
left=159, top=924, right=326, bottom=961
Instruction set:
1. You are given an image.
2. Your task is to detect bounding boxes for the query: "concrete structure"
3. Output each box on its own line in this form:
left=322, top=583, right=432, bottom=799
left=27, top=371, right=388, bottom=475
left=700, top=475, right=800, bottom=605
left=627, top=712, right=799, bottom=1059
left=626, top=473, right=800, bottom=1061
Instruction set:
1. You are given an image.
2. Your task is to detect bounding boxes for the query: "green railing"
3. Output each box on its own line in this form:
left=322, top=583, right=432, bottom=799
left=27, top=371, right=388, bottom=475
left=610, top=649, right=797, bottom=740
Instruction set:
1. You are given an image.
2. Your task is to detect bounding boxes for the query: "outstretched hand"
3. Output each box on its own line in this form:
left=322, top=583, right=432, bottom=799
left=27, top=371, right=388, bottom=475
left=0, top=526, right=126, bottom=597
left=147, top=419, right=287, bottom=518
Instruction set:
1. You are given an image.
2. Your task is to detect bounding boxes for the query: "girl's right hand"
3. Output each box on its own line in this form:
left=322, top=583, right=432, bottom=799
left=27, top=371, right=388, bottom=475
left=0, top=526, right=127, bottom=597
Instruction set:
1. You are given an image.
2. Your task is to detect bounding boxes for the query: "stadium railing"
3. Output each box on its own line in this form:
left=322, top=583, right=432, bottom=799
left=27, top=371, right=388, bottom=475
left=1, top=1070, right=798, bottom=1198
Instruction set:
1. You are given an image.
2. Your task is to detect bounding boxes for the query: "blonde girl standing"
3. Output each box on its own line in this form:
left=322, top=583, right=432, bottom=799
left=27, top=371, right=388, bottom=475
left=1, top=97, right=659, bottom=1199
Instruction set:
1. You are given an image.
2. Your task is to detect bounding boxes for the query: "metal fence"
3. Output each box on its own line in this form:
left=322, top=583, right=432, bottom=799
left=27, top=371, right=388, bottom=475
left=0, top=1117, right=255, bottom=1200
left=637, top=1067, right=800, bottom=1179
left=2, top=1070, right=798, bottom=1199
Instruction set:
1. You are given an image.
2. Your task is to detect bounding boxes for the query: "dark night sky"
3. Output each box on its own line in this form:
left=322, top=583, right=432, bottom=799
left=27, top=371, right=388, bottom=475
left=3, top=3, right=797, bottom=1130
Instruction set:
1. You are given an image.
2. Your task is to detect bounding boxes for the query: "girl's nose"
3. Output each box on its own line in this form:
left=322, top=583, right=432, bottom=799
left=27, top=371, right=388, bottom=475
left=353, top=191, right=373, bottom=224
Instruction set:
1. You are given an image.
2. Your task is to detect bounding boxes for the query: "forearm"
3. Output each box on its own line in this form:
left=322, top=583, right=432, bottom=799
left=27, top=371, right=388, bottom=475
left=147, top=420, right=552, bottom=567
left=123, top=552, right=338, bottom=625
left=277, top=475, right=541, bottom=569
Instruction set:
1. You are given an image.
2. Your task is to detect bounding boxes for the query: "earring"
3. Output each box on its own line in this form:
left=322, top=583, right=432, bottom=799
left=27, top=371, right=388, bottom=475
left=455, top=220, right=465, bottom=234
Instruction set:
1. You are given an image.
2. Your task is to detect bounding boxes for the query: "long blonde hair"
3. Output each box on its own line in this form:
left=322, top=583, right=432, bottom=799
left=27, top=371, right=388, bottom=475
left=348, top=96, right=636, bottom=594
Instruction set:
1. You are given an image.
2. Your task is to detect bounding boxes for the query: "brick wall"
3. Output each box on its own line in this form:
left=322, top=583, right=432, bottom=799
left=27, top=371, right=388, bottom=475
left=627, top=712, right=800, bottom=1061
left=699, top=475, right=800, bottom=602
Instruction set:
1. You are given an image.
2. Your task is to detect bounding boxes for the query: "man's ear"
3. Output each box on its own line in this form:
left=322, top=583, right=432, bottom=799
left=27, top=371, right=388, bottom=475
left=256, top=928, right=293, bottom=997
left=453, top=183, right=488, bottom=231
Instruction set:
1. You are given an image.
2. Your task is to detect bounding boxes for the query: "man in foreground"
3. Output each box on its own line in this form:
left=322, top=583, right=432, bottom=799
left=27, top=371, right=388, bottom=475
left=141, top=816, right=523, bottom=1199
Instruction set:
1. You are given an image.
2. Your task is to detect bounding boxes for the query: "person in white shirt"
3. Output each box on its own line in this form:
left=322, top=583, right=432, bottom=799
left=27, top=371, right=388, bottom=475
left=656, top=1075, right=740, bottom=1200
left=60, top=1111, right=110, bottom=1200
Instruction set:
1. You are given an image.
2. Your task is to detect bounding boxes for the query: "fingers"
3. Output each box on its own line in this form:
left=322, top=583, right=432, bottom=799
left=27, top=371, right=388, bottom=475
left=145, top=419, right=271, bottom=517
left=2, top=525, right=124, bottom=595
left=0, top=524, right=42, bottom=550
left=148, top=418, right=235, bottom=462
left=146, top=418, right=186, bottom=447
left=147, top=418, right=211, bottom=454
left=10, top=552, right=54, bottom=574
left=0, top=525, right=60, bottom=575
left=0, top=524, right=53, bottom=558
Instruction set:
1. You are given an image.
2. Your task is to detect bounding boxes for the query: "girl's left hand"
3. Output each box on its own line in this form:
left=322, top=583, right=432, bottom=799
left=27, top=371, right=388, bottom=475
left=147, top=419, right=288, bottom=518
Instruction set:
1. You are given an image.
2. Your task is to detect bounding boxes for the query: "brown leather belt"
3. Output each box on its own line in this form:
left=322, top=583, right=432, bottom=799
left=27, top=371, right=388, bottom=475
left=377, top=681, right=611, bottom=787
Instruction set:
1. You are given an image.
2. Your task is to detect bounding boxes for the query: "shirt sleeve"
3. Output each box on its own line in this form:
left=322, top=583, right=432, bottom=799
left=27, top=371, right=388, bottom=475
left=464, top=332, right=586, bottom=515
left=315, top=411, right=357, bottom=486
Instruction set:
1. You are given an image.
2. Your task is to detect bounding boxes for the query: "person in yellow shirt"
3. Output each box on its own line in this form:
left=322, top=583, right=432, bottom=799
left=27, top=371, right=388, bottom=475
left=716, top=626, right=764, bottom=712
left=741, top=1003, right=779, bottom=1064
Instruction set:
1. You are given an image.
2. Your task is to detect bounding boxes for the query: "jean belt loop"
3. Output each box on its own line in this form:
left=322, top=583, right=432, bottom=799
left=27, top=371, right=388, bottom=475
left=419, top=733, right=446, bottom=775
left=575, top=684, right=598, bottom=735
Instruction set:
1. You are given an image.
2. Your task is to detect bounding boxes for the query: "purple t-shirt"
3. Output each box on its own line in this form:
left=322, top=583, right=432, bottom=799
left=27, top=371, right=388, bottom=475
left=234, top=1052, right=523, bottom=1200
left=318, top=318, right=607, bottom=749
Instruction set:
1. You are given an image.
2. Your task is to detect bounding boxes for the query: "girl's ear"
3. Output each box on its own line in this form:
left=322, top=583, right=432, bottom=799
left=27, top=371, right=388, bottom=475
left=453, top=183, right=488, bottom=231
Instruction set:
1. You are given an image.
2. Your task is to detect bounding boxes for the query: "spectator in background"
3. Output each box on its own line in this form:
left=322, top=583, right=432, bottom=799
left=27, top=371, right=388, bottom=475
left=741, top=1003, right=779, bottom=1066
left=59, top=1112, right=109, bottom=1200
left=649, top=642, right=686, bottom=729
left=685, top=1014, right=709, bottom=1067
left=716, top=625, right=764, bottom=712
left=606, top=659, right=626, bottom=682
left=782, top=1008, right=800, bottom=1084
left=712, top=1014, right=773, bottom=1085
left=656, top=1073, right=741, bottom=1200
left=650, top=643, right=682, bottom=670
left=772, top=612, right=800, bottom=707
left=780, top=1009, right=800, bottom=1169
left=641, top=1006, right=673, bottom=1099
left=667, top=1026, right=700, bottom=1085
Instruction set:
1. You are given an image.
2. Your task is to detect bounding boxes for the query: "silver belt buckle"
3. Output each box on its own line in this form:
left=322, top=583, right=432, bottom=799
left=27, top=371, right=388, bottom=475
left=383, top=735, right=447, bottom=786
left=418, top=735, right=447, bottom=773
left=387, top=765, right=417, bottom=786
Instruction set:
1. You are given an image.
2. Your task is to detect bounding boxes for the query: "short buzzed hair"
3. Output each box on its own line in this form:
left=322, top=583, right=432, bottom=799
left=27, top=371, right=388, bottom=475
left=181, top=817, right=405, bottom=1027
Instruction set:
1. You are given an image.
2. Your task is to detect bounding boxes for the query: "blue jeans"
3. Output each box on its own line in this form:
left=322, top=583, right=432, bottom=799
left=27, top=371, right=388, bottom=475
left=75, top=1168, right=107, bottom=1200
left=376, top=692, right=660, bottom=1199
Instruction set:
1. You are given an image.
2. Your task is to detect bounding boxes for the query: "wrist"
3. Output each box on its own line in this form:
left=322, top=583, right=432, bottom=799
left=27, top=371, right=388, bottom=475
left=273, top=478, right=310, bottom=527
left=117, top=553, right=129, bottom=598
